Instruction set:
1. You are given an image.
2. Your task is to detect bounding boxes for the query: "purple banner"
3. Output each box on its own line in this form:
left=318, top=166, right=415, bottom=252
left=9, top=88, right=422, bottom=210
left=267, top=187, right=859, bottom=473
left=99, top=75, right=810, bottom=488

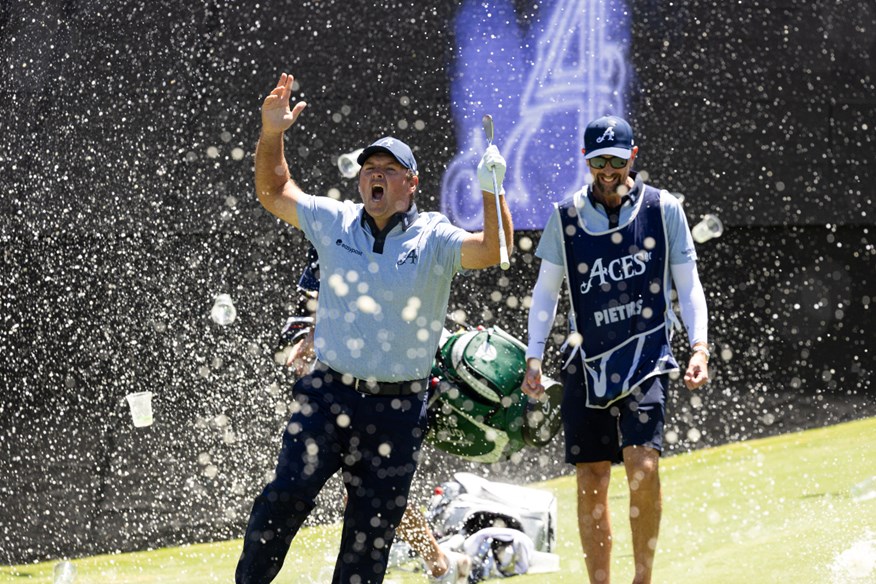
left=441, top=0, right=632, bottom=230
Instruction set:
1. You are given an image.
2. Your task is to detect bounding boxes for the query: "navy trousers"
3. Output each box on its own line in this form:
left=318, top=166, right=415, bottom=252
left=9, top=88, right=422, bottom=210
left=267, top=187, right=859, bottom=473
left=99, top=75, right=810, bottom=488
left=236, top=368, right=428, bottom=584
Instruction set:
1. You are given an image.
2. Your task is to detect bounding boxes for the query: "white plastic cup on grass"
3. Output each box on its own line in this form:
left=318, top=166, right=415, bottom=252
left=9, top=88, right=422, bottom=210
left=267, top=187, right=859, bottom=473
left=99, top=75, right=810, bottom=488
left=54, top=560, right=77, bottom=584
left=851, top=476, right=876, bottom=502
left=126, top=391, right=154, bottom=428
left=691, top=214, right=724, bottom=243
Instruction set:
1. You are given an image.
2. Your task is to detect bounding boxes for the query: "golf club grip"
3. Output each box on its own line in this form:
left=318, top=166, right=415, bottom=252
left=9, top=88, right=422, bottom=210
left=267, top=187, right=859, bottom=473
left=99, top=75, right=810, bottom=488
left=490, top=168, right=510, bottom=270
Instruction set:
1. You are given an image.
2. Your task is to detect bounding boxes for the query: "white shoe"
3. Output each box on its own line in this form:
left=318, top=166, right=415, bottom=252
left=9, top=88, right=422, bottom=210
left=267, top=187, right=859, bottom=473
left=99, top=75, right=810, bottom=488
left=427, top=548, right=472, bottom=583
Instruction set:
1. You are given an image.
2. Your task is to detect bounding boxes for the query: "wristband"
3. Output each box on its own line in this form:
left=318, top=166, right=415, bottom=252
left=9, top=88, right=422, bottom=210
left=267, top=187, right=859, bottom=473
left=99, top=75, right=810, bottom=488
left=692, top=345, right=710, bottom=361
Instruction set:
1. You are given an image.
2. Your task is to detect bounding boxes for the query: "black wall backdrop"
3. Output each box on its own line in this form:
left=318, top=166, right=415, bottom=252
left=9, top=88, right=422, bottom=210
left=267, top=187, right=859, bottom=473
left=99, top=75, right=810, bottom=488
left=1, top=0, right=873, bottom=564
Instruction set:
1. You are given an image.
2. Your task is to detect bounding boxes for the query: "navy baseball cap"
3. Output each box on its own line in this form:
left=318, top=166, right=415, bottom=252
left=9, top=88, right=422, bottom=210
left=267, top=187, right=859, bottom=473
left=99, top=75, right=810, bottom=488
left=583, top=116, right=634, bottom=160
left=357, top=137, right=418, bottom=173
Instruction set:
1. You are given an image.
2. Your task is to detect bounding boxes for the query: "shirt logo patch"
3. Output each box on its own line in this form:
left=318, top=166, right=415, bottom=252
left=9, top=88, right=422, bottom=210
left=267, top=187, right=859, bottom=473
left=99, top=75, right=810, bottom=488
left=397, top=249, right=419, bottom=266
left=336, top=239, right=364, bottom=256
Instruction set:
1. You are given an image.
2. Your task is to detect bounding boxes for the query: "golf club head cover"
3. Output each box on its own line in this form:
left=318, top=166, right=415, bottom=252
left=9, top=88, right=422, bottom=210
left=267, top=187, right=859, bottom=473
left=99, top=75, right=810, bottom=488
left=477, top=144, right=506, bottom=195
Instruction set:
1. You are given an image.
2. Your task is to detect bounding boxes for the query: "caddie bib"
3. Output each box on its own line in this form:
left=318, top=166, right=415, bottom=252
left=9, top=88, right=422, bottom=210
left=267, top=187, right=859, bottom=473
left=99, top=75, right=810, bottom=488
left=558, top=184, right=679, bottom=408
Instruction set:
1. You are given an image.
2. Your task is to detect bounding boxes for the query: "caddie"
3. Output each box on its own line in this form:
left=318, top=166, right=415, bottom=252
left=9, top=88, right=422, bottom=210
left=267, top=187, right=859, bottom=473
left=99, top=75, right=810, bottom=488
left=521, top=115, right=710, bottom=583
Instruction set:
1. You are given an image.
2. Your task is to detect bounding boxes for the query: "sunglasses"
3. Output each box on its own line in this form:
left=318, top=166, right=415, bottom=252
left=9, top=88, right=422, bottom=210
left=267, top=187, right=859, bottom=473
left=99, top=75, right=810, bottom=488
left=588, top=156, right=629, bottom=169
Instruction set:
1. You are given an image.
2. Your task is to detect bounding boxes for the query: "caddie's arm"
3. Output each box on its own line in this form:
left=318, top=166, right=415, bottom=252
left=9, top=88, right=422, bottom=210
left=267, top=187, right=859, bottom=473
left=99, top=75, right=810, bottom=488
left=671, top=261, right=710, bottom=390
left=521, top=259, right=565, bottom=398
left=460, top=145, right=514, bottom=269
left=255, top=72, right=308, bottom=229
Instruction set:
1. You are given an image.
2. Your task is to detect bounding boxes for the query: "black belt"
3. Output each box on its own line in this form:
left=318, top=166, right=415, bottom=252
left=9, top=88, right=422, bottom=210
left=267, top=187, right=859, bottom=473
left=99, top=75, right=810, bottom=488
left=317, top=363, right=428, bottom=396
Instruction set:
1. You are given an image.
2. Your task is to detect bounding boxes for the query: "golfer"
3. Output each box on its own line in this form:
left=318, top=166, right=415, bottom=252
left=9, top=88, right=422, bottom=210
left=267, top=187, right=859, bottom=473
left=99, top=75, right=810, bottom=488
left=236, top=72, right=513, bottom=584
left=278, top=246, right=473, bottom=583
left=521, top=115, right=709, bottom=583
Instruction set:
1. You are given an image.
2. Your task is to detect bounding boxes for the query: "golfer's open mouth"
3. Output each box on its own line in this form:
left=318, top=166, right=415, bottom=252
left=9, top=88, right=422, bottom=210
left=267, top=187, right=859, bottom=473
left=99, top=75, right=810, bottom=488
left=371, top=185, right=385, bottom=201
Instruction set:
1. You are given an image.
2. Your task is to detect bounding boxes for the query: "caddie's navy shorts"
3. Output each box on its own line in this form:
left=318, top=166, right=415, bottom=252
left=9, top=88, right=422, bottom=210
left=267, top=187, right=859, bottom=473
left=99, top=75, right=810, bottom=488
left=561, top=360, right=668, bottom=464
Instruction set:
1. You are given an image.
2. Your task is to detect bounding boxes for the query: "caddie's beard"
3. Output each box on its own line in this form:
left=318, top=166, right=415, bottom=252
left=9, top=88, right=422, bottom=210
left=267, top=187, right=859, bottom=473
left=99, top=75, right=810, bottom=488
left=592, top=173, right=623, bottom=200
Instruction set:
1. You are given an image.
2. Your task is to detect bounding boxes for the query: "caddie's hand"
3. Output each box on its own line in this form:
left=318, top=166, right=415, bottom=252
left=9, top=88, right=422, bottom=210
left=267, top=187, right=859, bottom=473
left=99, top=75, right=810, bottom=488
left=521, top=358, right=545, bottom=398
left=477, top=144, right=506, bottom=195
left=683, top=351, right=710, bottom=390
left=262, top=72, right=307, bottom=136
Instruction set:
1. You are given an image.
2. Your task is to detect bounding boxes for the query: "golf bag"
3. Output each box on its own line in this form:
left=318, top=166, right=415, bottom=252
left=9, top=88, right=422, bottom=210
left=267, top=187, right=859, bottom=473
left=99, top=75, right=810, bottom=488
left=427, top=326, right=563, bottom=463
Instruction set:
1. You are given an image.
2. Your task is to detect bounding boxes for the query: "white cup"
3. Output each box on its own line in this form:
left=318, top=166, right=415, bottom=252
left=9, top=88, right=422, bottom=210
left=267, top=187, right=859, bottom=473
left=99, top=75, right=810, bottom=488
left=691, top=214, right=724, bottom=243
left=337, top=148, right=365, bottom=179
left=126, top=391, right=154, bottom=428
left=211, top=293, right=237, bottom=326
left=54, top=560, right=77, bottom=584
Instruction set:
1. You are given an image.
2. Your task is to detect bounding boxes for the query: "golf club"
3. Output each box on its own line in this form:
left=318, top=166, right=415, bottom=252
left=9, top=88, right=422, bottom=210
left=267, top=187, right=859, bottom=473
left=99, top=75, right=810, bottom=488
left=482, top=114, right=510, bottom=270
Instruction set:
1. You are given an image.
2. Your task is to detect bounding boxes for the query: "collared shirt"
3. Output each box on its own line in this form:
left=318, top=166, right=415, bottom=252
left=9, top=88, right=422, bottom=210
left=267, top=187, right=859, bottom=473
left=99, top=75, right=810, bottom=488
left=296, top=194, right=467, bottom=381
left=536, top=172, right=697, bottom=267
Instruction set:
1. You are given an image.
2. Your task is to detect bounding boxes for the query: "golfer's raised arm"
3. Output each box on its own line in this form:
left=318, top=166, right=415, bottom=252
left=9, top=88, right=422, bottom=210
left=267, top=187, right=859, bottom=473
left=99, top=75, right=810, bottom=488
left=255, top=72, right=308, bottom=229
left=460, top=145, right=514, bottom=269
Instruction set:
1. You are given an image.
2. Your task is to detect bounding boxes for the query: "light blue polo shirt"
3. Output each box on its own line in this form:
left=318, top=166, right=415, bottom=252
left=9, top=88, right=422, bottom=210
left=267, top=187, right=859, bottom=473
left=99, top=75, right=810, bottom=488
left=536, top=174, right=697, bottom=267
left=297, top=193, right=467, bottom=382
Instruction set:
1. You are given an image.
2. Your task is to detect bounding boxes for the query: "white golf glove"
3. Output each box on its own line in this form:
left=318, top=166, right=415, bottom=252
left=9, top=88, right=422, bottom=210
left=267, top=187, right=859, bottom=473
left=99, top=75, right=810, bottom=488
left=477, top=145, right=506, bottom=195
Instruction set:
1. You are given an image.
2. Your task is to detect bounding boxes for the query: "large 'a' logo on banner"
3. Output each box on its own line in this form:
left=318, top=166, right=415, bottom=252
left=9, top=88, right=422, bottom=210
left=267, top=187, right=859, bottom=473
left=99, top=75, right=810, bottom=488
left=440, top=0, right=631, bottom=230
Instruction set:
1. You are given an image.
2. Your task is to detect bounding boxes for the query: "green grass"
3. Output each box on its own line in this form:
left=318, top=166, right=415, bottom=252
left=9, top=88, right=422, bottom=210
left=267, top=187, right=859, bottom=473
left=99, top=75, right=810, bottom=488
left=3, top=417, right=875, bottom=583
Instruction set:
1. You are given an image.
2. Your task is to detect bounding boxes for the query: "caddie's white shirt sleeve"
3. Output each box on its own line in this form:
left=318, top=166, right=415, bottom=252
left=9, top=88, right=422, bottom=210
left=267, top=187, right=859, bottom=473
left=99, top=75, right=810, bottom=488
left=670, top=261, right=708, bottom=347
left=533, top=207, right=565, bottom=265
left=660, top=192, right=698, bottom=265
left=525, top=259, right=565, bottom=361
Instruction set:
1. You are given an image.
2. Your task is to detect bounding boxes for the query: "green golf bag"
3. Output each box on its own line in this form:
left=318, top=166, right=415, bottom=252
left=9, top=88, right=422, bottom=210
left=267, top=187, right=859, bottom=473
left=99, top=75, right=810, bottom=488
left=426, top=326, right=563, bottom=463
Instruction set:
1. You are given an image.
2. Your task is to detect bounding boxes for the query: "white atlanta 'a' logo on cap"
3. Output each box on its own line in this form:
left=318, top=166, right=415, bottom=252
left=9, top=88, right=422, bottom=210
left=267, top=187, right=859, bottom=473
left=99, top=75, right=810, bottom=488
left=596, top=127, right=616, bottom=144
